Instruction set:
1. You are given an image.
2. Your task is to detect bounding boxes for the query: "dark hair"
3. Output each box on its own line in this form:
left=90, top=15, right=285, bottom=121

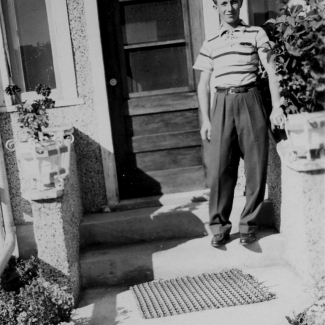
left=212, top=0, right=243, bottom=4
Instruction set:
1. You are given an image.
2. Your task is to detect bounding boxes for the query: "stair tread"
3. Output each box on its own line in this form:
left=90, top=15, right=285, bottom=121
left=80, top=227, right=280, bottom=260
left=80, top=229, right=286, bottom=287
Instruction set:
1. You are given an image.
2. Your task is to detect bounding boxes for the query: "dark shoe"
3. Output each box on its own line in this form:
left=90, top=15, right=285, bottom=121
left=240, top=233, right=256, bottom=245
left=211, top=233, right=230, bottom=247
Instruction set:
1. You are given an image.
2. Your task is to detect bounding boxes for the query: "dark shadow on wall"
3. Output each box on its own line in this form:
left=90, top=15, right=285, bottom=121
left=73, top=128, right=109, bottom=213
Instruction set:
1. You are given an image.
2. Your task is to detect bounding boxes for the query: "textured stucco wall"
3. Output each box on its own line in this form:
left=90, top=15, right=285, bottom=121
left=267, top=138, right=282, bottom=230
left=281, top=165, right=325, bottom=293
left=0, top=0, right=107, bottom=225
left=31, top=146, right=83, bottom=302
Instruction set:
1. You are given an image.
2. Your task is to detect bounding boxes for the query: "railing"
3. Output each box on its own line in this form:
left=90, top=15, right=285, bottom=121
left=0, top=132, right=15, bottom=277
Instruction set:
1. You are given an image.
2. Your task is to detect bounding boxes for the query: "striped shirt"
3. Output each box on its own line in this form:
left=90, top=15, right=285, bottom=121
left=193, top=21, right=270, bottom=88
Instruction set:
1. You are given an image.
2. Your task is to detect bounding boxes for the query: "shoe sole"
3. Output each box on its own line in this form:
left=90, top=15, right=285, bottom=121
left=240, top=239, right=256, bottom=246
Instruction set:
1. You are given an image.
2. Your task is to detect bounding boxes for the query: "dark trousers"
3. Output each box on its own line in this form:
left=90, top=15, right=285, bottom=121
left=208, top=87, right=268, bottom=235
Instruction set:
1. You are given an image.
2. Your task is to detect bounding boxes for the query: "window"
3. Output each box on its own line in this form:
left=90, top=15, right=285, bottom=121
left=0, top=0, right=81, bottom=110
left=248, top=0, right=281, bottom=26
left=119, top=0, right=194, bottom=97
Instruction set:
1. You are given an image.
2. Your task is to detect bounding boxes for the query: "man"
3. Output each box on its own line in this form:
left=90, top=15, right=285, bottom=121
left=193, top=0, right=283, bottom=247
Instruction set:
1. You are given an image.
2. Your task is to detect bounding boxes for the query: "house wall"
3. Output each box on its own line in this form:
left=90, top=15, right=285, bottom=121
left=0, top=0, right=108, bottom=225
left=0, top=0, right=305, bottom=228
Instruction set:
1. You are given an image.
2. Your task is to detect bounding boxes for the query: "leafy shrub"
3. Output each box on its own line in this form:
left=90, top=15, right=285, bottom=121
left=0, top=256, right=74, bottom=325
left=5, top=83, right=54, bottom=140
left=263, top=0, right=325, bottom=114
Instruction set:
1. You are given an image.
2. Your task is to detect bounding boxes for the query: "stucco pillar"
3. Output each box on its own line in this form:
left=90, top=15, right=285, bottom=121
left=30, top=147, right=83, bottom=302
left=281, top=165, right=325, bottom=296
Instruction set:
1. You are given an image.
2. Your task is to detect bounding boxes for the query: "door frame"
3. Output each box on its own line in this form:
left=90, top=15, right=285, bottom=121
left=83, top=0, right=205, bottom=205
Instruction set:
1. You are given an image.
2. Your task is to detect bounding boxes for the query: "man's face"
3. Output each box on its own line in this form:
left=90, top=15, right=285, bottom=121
left=214, top=0, right=242, bottom=25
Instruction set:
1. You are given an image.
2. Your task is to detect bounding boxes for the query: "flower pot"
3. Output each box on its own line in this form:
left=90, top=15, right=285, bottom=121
left=6, top=126, right=74, bottom=191
left=277, top=111, right=325, bottom=172
left=285, top=111, right=325, bottom=160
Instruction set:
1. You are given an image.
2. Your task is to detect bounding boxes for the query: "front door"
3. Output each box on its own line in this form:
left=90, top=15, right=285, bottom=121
left=98, top=0, right=205, bottom=200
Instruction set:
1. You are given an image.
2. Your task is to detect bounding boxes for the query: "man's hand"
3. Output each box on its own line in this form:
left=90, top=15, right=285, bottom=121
left=270, top=107, right=285, bottom=131
left=200, top=120, right=212, bottom=141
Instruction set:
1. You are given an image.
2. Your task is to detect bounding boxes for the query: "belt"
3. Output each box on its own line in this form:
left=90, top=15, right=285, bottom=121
left=216, top=83, right=256, bottom=95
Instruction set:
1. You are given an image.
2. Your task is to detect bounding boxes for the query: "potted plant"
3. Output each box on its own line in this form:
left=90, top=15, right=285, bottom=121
left=5, top=83, right=53, bottom=141
left=4, top=84, right=74, bottom=193
left=263, top=0, right=325, bottom=169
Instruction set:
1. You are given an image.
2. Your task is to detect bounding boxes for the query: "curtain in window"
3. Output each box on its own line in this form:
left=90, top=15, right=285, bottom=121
left=0, top=0, right=56, bottom=92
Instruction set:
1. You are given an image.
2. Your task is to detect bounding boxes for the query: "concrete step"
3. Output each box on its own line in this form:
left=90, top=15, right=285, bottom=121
left=73, top=265, right=314, bottom=325
left=80, top=228, right=286, bottom=288
left=80, top=196, right=274, bottom=248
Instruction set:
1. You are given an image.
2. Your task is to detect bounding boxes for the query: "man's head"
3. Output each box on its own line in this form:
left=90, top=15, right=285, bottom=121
left=212, top=0, right=243, bottom=27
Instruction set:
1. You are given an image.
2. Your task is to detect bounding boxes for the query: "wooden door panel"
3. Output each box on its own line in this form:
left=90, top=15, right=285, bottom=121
left=126, top=109, right=199, bottom=137
left=124, top=166, right=205, bottom=198
left=126, top=92, right=198, bottom=115
left=131, top=130, right=201, bottom=153
left=135, top=146, right=202, bottom=172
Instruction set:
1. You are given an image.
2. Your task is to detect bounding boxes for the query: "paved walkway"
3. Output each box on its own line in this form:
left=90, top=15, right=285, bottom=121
left=73, top=265, right=314, bottom=325
left=72, top=195, right=314, bottom=325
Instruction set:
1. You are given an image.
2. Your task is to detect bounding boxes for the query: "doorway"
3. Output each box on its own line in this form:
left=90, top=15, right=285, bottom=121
left=97, top=0, right=206, bottom=200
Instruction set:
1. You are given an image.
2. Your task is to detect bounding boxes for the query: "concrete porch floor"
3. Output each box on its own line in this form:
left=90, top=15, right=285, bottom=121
left=73, top=265, right=314, bottom=325
left=73, top=193, right=314, bottom=325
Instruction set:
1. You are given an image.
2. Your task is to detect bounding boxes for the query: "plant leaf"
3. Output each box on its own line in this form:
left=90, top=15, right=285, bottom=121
left=264, top=18, right=276, bottom=25
left=285, top=43, right=303, bottom=56
left=286, top=16, right=296, bottom=26
left=291, top=4, right=304, bottom=17
left=276, top=15, right=287, bottom=24
left=284, top=25, right=294, bottom=38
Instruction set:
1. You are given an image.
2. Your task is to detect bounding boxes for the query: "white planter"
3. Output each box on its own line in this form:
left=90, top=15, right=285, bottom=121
left=277, top=111, right=325, bottom=171
left=6, top=126, right=74, bottom=192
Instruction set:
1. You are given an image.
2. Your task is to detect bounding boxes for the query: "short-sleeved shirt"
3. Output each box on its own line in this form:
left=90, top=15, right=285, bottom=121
left=193, top=20, right=270, bottom=88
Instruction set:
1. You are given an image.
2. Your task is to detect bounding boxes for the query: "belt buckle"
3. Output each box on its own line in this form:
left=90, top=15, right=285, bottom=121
left=228, top=87, right=236, bottom=95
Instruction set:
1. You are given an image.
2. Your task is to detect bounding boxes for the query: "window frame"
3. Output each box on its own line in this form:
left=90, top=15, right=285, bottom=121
left=0, top=0, right=83, bottom=113
left=119, top=0, right=195, bottom=98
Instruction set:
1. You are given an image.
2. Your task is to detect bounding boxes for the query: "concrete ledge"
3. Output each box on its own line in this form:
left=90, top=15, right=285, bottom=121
left=22, top=187, right=64, bottom=201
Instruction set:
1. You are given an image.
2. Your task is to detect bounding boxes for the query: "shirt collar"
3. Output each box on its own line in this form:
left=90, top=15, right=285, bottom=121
left=218, top=20, right=249, bottom=37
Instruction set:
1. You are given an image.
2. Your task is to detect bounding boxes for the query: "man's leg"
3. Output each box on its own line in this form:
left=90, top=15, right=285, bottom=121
left=235, top=88, right=269, bottom=234
left=208, top=92, right=241, bottom=235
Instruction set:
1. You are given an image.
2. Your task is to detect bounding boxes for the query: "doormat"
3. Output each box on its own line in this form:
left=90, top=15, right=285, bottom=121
left=130, top=269, right=276, bottom=319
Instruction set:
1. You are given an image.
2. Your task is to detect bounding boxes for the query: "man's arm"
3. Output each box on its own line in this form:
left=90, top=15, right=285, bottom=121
left=197, top=71, right=212, bottom=140
left=263, top=60, right=284, bottom=127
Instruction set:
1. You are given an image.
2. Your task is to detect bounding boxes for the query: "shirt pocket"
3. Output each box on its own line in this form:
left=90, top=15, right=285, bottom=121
left=235, top=42, right=256, bottom=65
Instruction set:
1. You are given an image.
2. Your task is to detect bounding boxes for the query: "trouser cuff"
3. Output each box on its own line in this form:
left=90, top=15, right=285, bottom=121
left=239, top=225, right=258, bottom=234
left=210, top=224, right=232, bottom=235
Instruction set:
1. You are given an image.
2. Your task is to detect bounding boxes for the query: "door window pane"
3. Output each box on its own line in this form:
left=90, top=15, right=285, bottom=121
left=1, top=0, right=56, bottom=92
left=126, top=45, right=188, bottom=92
left=248, top=0, right=280, bottom=26
left=121, top=0, right=185, bottom=45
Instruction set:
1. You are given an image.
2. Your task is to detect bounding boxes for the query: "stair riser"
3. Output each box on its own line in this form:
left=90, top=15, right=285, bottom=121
left=80, top=210, right=209, bottom=248
left=80, top=200, right=274, bottom=248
